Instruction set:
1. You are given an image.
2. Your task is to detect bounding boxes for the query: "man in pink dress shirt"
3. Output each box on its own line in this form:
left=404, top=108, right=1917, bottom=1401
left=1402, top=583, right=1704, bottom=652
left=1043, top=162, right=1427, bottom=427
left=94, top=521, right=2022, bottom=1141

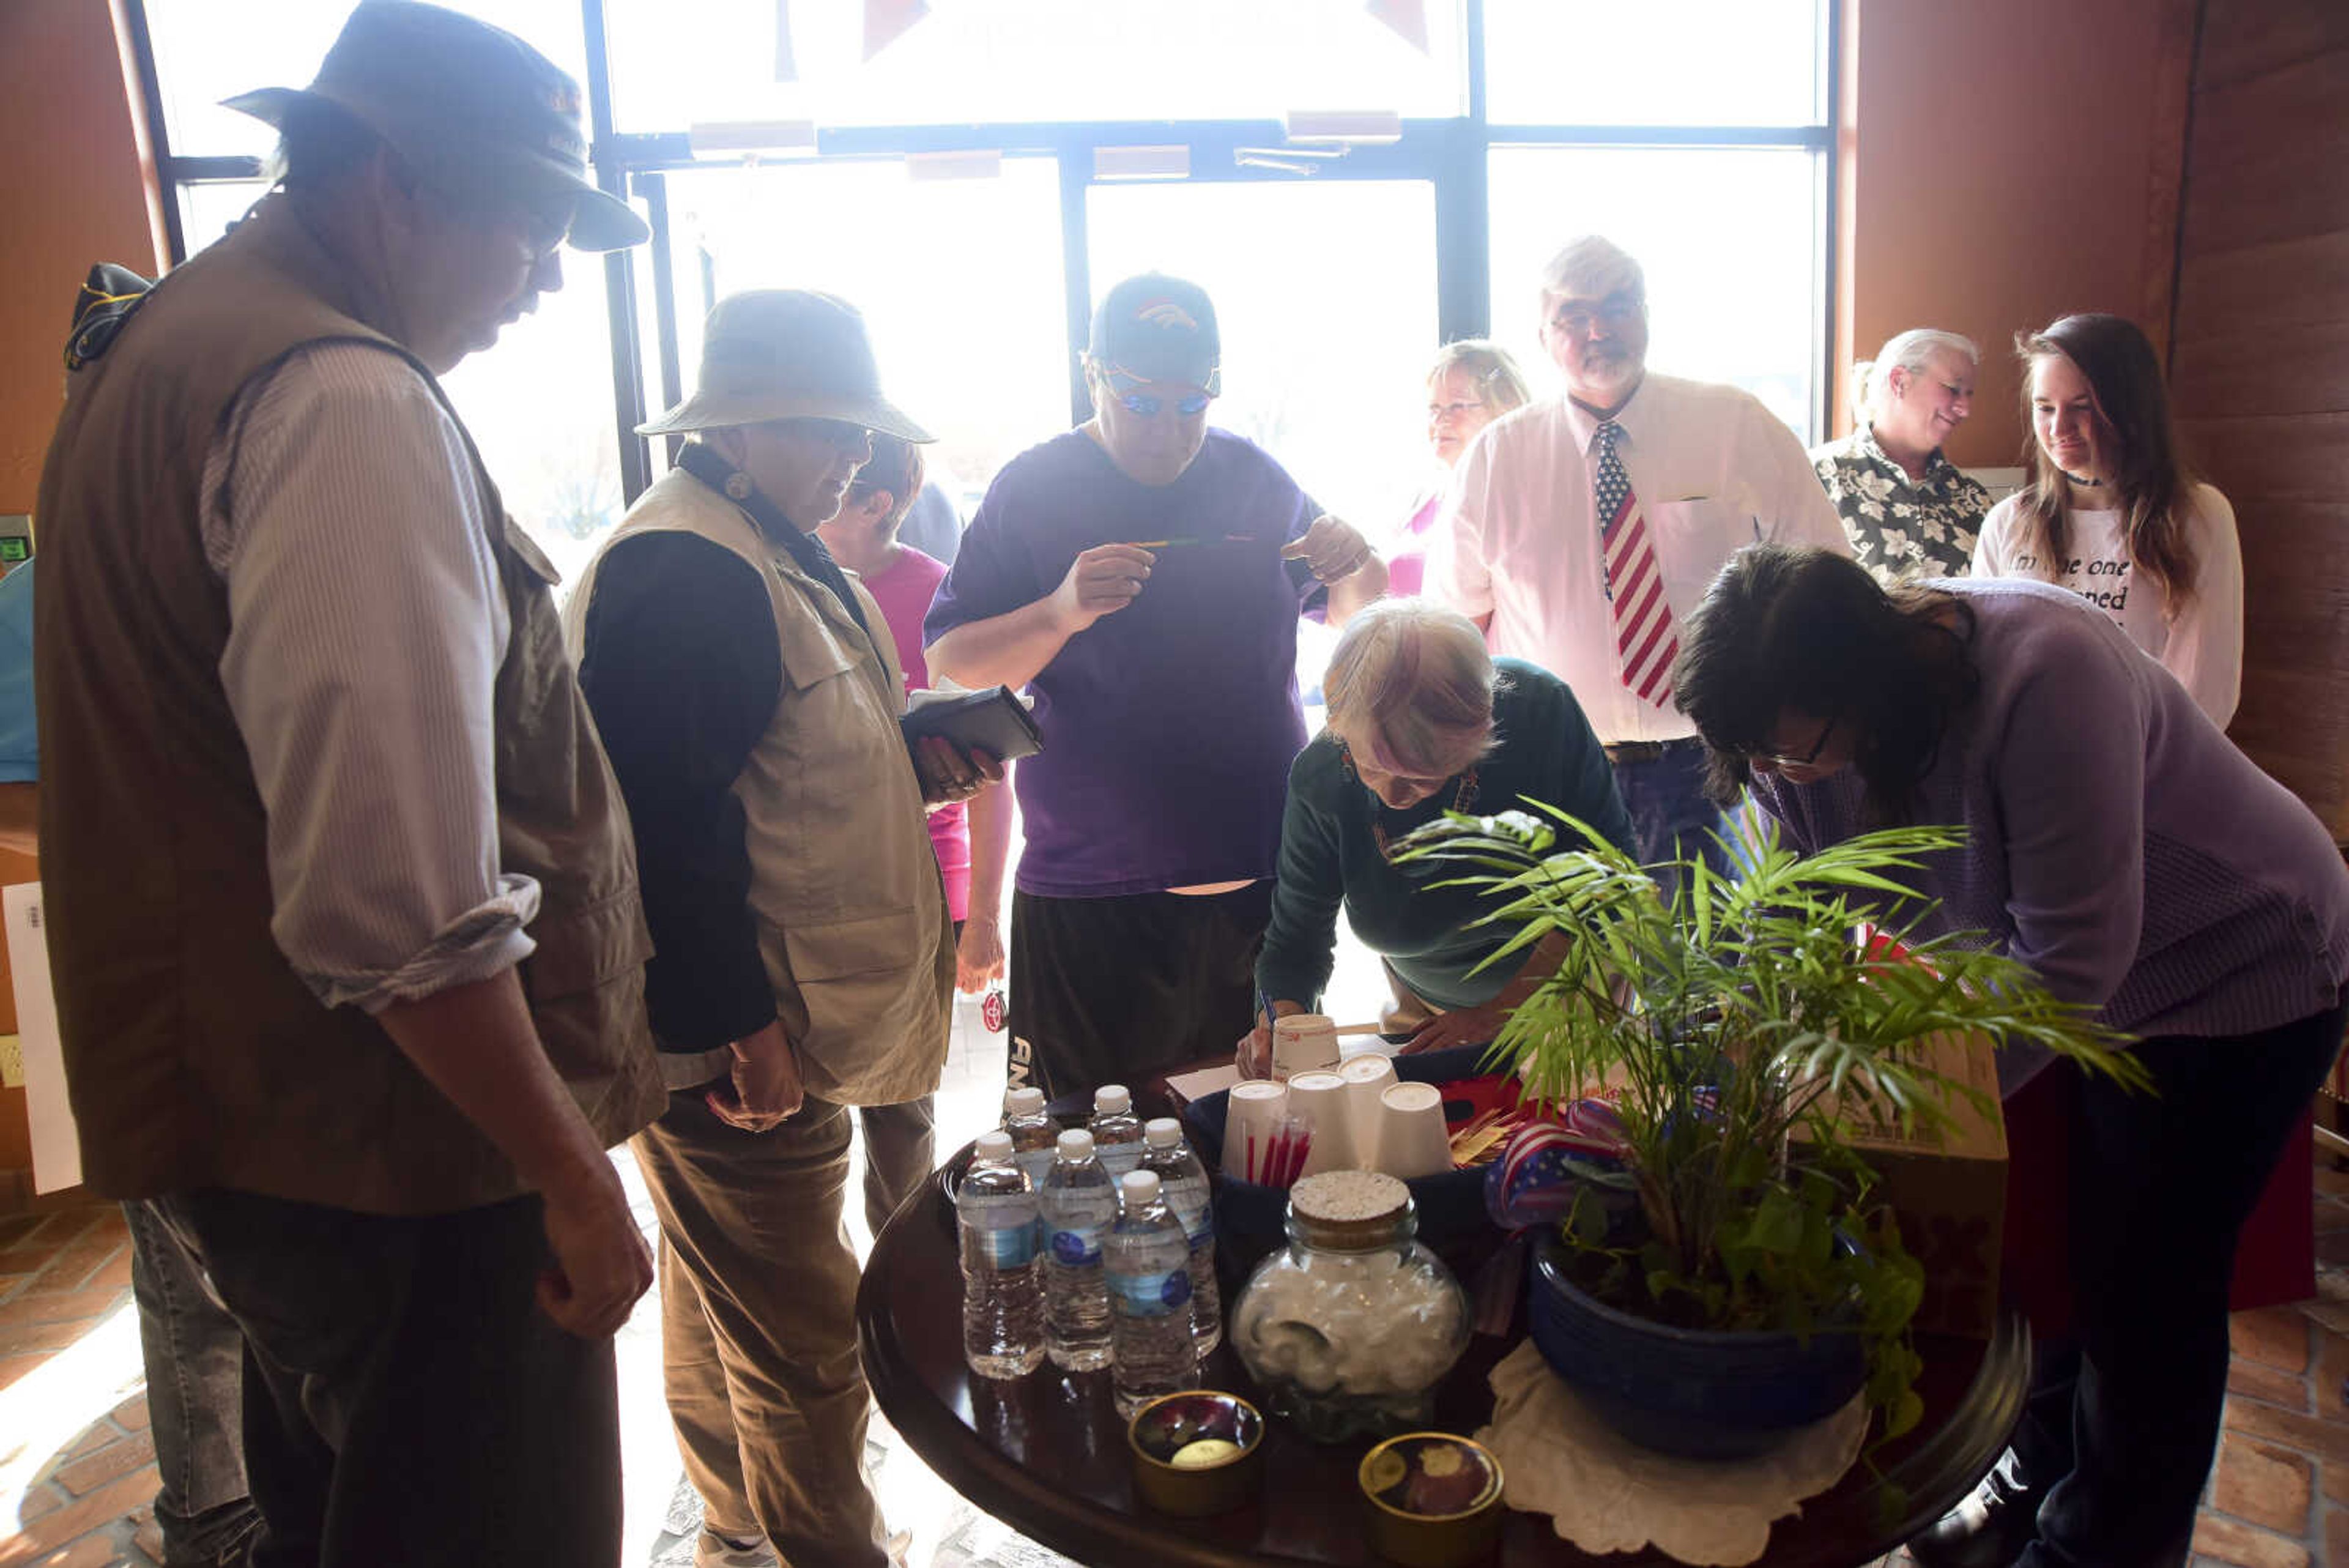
left=1428, top=235, right=1848, bottom=886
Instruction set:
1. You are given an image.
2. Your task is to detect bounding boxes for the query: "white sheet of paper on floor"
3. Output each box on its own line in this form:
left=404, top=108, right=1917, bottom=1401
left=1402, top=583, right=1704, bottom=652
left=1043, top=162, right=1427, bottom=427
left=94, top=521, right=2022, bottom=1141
left=4, top=882, right=81, bottom=1192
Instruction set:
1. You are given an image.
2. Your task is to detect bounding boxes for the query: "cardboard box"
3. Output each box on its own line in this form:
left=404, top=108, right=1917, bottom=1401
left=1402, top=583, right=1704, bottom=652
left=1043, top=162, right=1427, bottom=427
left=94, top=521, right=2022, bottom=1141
left=1800, top=1033, right=2008, bottom=1340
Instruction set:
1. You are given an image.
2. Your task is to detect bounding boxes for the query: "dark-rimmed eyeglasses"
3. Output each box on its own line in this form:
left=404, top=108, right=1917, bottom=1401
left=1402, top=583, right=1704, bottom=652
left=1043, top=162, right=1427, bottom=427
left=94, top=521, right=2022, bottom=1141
left=1753, top=715, right=1838, bottom=770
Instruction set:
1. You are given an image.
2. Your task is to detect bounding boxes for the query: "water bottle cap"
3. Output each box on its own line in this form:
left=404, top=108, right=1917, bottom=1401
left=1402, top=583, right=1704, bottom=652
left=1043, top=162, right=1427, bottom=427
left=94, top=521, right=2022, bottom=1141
left=1004, top=1087, right=1046, bottom=1115
left=1143, top=1117, right=1182, bottom=1147
left=1121, top=1170, right=1162, bottom=1203
left=1056, top=1128, right=1096, bottom=1157
left=973, top=1130, right=1014, bottom=1161
left=1094, top=1083, right=1132, bottom=1114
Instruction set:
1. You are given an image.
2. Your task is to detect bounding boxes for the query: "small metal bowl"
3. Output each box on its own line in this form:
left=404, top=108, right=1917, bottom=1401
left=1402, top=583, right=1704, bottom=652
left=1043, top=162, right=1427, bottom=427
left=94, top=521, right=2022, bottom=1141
left=1126, top=1389, right=1266, bottom=1517
left=1357, top=1431, right=1505, bottom=1567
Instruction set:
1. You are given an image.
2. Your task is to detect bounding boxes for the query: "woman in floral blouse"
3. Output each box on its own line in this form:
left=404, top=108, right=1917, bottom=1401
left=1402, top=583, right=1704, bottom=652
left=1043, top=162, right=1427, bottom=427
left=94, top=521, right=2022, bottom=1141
left=1810, top=328, right=1993, bottom=583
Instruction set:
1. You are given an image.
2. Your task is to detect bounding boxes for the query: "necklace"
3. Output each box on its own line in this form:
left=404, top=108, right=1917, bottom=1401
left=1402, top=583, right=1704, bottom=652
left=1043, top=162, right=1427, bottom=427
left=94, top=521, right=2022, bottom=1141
left=1348, top=754, right=1480, bottom=863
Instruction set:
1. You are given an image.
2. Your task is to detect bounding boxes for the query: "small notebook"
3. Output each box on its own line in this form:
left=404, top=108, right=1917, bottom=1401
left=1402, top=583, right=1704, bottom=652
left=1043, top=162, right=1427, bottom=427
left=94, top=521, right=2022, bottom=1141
left=900, top=683, right=1043, bottom=763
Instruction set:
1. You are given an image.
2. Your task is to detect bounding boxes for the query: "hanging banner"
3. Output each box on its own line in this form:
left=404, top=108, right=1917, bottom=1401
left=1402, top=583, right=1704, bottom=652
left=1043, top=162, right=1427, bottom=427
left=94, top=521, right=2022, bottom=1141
left=865, top=0, right=930, bottom=61
left=1368, top=0, right=1430, bottom=53
left=774, top=0, right=798, bottom=82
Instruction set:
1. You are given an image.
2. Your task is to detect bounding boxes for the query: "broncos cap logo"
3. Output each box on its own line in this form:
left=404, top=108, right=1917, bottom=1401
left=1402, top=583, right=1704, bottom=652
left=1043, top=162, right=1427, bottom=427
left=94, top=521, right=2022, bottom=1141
left=1134, top=299, right=1200, bottom=333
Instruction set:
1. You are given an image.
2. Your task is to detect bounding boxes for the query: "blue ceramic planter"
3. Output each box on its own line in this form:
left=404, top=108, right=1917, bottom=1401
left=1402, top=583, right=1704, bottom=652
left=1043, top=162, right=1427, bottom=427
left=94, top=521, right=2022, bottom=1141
left=1526, top=1230, right=1867, bottom=1460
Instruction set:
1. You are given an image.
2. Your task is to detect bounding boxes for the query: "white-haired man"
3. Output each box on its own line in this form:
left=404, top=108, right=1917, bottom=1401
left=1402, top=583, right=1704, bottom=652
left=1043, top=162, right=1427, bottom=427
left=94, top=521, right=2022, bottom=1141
left=1429, top=236, right=1848, bottom=885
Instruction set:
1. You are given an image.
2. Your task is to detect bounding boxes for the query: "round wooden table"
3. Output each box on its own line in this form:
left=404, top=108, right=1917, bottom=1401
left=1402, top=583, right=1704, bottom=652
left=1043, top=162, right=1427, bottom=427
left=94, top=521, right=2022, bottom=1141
left=858, top=1152, right=2030, bottom=1567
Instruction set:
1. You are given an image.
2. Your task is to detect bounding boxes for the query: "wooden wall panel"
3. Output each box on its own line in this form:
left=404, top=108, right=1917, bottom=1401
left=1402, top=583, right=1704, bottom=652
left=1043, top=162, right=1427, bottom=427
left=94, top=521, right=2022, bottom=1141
left=2192, top=0, right=2349, bottom=91
left=2170, top=322, right=2349, bottom=418
left=2170, top=0, right=2349, bottom=835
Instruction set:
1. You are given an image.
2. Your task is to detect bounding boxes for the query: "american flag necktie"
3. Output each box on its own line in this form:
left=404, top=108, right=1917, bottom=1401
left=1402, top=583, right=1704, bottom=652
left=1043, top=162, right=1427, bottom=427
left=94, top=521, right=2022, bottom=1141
left=1592, top=419, right=1679, bottom=707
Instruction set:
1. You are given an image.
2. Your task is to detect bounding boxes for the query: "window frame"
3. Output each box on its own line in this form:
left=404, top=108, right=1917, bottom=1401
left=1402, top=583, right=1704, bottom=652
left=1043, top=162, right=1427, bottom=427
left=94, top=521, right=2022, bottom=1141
left=123, top=0, right=1840, bottom=507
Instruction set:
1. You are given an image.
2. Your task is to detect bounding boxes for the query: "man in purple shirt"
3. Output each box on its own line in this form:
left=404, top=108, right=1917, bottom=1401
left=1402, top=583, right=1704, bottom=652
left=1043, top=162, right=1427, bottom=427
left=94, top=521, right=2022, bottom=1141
left=926, top=273, right=1386, bottom=1096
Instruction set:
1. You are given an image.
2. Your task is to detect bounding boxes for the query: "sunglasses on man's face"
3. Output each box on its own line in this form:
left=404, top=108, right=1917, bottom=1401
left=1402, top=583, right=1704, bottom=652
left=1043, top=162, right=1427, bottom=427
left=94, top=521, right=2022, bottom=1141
left=1100, top=365, right=1211, bottom=419
left=1117, top=388, right=1211, bottom=418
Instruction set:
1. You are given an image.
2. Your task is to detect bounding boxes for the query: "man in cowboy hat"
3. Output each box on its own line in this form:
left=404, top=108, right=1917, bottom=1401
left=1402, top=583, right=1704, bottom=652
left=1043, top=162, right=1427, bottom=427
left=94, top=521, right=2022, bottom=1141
left=566, top=289, right=990, bottom=1568
left=34, top=4, right=663, bottom=1562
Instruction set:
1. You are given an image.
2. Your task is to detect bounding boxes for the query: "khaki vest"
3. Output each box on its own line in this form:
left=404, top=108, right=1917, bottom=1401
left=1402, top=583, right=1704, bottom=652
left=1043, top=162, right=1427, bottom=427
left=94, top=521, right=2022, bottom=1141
left=566, top=469, right=953, bottom=1106
left=33, top=198, right=665, bottom=1214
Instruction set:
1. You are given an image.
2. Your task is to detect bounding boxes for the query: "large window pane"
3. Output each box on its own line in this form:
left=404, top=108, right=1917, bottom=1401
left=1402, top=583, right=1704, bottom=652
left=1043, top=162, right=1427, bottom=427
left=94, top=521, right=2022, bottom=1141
left=144, top=0, right=590, bottom=157
left=1487, top=147, right=1822, bottom=440
left=439, top=255, right=631, bottom=588
left=609, top=0, right=1463, bottom=132
left=1086, top=180, right=1439, bottom=536
left=664, top=158, right=1068, bottom=513
left=1485, top=0, right=1824, bottom=127
left=178, top=181, right=267, bottom=256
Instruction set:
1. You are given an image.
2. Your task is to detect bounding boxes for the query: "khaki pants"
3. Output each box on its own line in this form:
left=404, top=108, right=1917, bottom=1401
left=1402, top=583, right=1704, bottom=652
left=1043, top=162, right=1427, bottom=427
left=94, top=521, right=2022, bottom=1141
left=856, top=1096, right=936, bottom=1239
left=633, top=1091, right=887, bottom=1567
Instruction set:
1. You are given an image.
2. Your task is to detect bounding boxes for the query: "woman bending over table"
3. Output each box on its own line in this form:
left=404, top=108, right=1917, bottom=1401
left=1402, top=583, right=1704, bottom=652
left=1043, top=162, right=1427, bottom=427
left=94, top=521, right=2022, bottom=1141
left=1674, top=543, right=2349, bottom=1568
left=1239, top=601, right=1634, bottom=1076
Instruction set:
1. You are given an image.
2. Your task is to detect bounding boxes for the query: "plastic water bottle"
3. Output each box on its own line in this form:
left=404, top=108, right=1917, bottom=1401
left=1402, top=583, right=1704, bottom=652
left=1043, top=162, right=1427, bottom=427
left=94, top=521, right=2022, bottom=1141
left=956, top=1131, right=1044, bottom=1380
left=1038, top=1129, right=1116, bottom=1372
left=1140, top=1117, right=1221, bottom=1356
left=1001, top=1085, right=1058, bottom=1191
left=1107, top=1169, right=1200, bottom=1418
left=1089, top=1084, right=1145, bottom=1178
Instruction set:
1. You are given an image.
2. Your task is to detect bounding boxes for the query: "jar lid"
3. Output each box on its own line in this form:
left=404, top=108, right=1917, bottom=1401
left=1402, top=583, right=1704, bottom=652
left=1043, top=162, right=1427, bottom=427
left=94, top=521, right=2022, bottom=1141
left=1290, top=1170, right=1412, bottom=1250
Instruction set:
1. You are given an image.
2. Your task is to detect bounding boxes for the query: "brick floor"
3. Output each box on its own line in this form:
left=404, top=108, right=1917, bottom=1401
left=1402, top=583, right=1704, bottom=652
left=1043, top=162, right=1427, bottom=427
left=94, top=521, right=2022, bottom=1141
left=1, top=1099, right=2344, bottom=1565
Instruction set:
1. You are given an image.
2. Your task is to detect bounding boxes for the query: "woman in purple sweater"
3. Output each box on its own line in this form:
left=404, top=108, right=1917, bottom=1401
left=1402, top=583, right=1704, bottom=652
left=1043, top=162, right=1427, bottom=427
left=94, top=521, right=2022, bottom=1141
left=1675, top=544, right=2349, bottom=1568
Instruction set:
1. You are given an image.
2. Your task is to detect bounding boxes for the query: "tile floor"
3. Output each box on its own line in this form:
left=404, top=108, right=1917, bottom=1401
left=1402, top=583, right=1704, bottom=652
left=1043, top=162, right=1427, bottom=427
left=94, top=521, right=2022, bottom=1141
left=2, top=1024, right=2344, bottom=1566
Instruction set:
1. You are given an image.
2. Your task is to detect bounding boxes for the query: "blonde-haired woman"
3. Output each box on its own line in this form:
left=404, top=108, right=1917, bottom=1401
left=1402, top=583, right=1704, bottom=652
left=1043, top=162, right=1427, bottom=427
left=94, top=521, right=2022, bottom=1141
left=1239, top=602, right=1633, bottom=1073
left=1810, top=327, right=1993, bottom=583
left=1388, top=340, right=1532, bottom=596
left=1971, top=311, right=2242, bottom=726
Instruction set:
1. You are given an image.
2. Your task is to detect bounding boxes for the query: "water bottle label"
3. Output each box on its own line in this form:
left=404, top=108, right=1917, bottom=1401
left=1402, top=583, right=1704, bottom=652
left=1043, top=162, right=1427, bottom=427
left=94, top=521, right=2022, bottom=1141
left=1110, top=1266, right=1191, bottom=1317
left=1050, top=1223, right=1107, bottom=1266
left=1168, top=1198, right=1212, bottom=1248
left=973, top=1223, right=1037, bottom=1268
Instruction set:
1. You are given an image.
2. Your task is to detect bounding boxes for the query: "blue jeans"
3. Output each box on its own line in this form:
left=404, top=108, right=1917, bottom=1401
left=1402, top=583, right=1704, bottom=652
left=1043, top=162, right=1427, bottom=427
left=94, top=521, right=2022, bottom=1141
left=1609, top=740, right=1736, bottom=902
left=124, top=1198, right=259, bottom=1566
left=2005, top=1000, right=2349, bottom=1567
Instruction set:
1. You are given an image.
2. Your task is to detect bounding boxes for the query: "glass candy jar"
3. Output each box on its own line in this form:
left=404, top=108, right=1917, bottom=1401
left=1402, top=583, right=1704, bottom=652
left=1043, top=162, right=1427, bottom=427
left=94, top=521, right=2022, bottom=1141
left=1230, top=1171, right=1469, bottom=1443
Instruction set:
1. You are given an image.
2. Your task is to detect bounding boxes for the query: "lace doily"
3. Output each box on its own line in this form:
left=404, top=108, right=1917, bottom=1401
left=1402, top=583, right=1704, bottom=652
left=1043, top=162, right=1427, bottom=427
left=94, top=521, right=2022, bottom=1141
left=1472, top=1339, right=1869, bottom=1566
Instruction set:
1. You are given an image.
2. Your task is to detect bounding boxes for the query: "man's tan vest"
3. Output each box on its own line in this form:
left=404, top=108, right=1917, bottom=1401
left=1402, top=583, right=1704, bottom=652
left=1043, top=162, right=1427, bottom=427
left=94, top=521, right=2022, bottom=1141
left=32, top=198, right=665, bottom=1214
left=565, top=469, right=953, bottom=1106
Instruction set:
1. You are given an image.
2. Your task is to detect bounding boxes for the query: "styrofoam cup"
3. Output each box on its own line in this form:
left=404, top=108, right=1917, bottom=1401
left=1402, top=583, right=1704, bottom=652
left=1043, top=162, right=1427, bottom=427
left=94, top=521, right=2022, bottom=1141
left=1377, top=1081, right=1454, bottom=1180
left=1223, top=1080, right=1289, bottom=1183
left=1288, top=1070, right=1360, bottom=1176
left=1271, top=1014, right=1341, bottom=1081
left=1336, top=1054, right=1398, bottom=1170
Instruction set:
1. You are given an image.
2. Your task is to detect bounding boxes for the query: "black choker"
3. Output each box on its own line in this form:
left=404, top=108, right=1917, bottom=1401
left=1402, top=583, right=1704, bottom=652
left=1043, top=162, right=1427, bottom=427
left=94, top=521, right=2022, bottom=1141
left=2061, top=470, right=2104, bottom=488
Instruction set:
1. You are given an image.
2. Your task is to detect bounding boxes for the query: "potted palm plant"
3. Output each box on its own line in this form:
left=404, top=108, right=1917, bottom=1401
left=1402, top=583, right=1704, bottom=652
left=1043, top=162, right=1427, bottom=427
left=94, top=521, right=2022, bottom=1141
left=1392, top=806, right=2147, bottom=1459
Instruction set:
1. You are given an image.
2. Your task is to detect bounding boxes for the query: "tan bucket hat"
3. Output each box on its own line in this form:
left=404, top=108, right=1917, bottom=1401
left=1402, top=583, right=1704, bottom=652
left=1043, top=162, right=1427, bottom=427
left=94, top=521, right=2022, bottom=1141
left=639, top=290, right=933, bottom=440
left=223, top=1, right=647, bottom=253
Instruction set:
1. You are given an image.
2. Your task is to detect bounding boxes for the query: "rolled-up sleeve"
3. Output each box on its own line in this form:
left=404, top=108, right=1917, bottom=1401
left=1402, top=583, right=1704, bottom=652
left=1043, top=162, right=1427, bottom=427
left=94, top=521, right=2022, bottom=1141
left=204, top=343, right=532, bottom=1013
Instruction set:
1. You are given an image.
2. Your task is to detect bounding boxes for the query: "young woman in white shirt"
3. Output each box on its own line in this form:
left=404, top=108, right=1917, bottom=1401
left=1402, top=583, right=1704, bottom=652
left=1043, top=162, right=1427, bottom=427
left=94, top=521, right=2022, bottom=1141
left=1970, top=312, right=2243, bottom=726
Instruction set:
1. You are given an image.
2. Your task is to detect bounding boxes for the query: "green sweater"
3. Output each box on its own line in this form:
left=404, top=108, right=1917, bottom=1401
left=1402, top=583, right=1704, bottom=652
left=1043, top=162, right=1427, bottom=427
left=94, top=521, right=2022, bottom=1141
left=1256, top=660, right=1635, bottom=1012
